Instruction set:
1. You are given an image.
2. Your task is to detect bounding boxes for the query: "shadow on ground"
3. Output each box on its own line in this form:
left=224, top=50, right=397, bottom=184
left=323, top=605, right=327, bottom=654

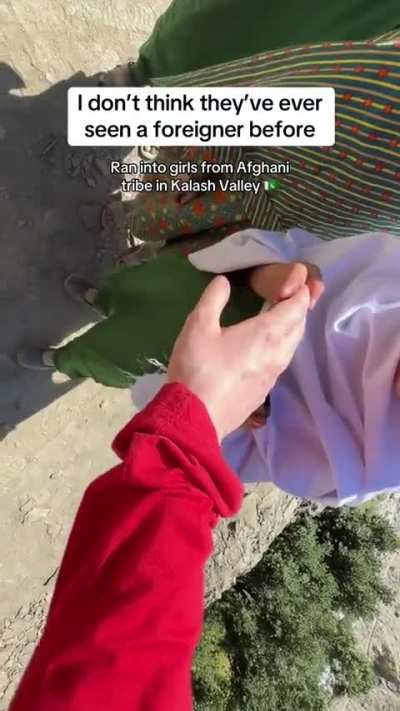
left=0, top=63, right=130, bottom=432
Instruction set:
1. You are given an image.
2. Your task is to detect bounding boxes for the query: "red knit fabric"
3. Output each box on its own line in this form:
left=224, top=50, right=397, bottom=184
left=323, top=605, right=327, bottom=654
left=10, top=384, right=243, bottom=711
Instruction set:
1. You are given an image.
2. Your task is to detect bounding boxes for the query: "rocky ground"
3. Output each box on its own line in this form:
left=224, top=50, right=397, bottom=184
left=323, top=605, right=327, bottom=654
left=0, top=2, right=399, bottom=709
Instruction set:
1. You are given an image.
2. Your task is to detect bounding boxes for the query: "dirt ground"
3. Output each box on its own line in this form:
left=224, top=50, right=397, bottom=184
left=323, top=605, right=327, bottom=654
left=0, top=1, right=169, bottom=705
left=0, top=2, right=399, bottom=709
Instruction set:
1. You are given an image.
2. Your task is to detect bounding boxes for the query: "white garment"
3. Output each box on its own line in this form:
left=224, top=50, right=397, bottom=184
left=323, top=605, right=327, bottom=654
left=132, top=228, right=400, bottom=506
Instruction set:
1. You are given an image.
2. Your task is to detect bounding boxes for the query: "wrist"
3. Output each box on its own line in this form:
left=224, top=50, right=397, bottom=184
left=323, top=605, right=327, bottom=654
left=196, top=398, right=223, bottom=442
left=168, top=379, right=223, bottom=442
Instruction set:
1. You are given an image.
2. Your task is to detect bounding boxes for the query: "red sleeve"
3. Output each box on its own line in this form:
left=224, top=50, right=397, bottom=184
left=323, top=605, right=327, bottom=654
left=10, top=383, right=244, bottom=711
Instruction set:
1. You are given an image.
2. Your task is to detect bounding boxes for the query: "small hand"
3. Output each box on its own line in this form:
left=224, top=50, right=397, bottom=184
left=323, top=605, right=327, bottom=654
left=250, top=261, right=325, bottom=310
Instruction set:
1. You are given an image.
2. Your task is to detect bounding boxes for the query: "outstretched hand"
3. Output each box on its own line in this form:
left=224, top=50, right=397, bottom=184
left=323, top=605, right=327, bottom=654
left=168, top=276, right=310, bottom=440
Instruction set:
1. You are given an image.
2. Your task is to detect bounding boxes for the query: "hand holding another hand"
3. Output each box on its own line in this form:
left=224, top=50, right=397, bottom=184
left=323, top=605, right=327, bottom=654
left=249, top=261, right=325, bottom=310
left=168, top=276, right=310, bottom=440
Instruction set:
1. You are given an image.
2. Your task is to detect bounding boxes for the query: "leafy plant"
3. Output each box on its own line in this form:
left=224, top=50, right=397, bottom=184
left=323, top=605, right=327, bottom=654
left=193, top=507, right=398, bottom=711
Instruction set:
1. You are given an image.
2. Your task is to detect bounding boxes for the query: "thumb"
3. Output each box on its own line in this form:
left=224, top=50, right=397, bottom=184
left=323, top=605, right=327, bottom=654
left=267, top=284, right=310, bottom=327
left=192, top=275, right=231, bottom=330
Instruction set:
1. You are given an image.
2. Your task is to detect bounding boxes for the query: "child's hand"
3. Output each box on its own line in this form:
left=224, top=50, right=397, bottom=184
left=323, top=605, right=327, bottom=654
left=249, top=261, right=325, bottom=310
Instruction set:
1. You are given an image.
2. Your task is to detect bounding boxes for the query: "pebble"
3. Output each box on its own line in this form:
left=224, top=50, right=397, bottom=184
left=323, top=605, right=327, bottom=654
left=240, top=494, right=259, bottom=530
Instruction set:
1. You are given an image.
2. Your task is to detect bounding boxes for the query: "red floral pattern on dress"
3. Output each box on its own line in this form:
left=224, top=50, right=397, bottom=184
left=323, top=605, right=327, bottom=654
left=192, top=200, right=206, bottom=216
left=213, top=216, right=226, bottom=228
left=213, top=191, right=227, bottom=204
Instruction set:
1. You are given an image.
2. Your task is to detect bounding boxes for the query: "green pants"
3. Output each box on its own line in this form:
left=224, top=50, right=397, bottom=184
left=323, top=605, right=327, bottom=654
left=135, top=0, right=399, bottom=81
left=54, top=253, right=262, bottom=388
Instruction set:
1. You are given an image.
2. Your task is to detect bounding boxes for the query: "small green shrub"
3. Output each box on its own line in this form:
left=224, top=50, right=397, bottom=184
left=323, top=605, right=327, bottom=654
left=193, top=507, right=398, bottom=711
left=317, top=508, right=398, bottom=617
left=193, top=611, right=232, bottom=711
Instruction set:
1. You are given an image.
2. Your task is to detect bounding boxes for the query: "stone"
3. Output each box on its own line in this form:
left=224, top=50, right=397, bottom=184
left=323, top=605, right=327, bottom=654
left=205, top=484, right=300, bottom=605
left=240, top=493, right=259, bottom=530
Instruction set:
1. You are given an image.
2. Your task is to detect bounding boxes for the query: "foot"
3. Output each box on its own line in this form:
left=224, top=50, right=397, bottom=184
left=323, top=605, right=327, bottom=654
left=101, top=204, right=118, bottom=230
left=100, top=200, right=129, bottom=231
left=138, top=146, right=159, bottom=161
left=97, top=63, right=131, bottom=88
left=64, top=274, right=104, bottom=316
left=97, top=61, right=145, bottom=88
left=17, top=348, right=56, bottom=371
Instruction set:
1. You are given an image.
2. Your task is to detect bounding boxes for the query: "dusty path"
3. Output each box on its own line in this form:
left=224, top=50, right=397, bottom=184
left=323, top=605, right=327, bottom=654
left=0, top=2, right=169, bottom=705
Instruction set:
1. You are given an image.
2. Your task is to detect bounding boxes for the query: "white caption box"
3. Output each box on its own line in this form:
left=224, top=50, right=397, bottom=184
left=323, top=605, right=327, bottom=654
left=68, top=87, right=335, bottom=147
